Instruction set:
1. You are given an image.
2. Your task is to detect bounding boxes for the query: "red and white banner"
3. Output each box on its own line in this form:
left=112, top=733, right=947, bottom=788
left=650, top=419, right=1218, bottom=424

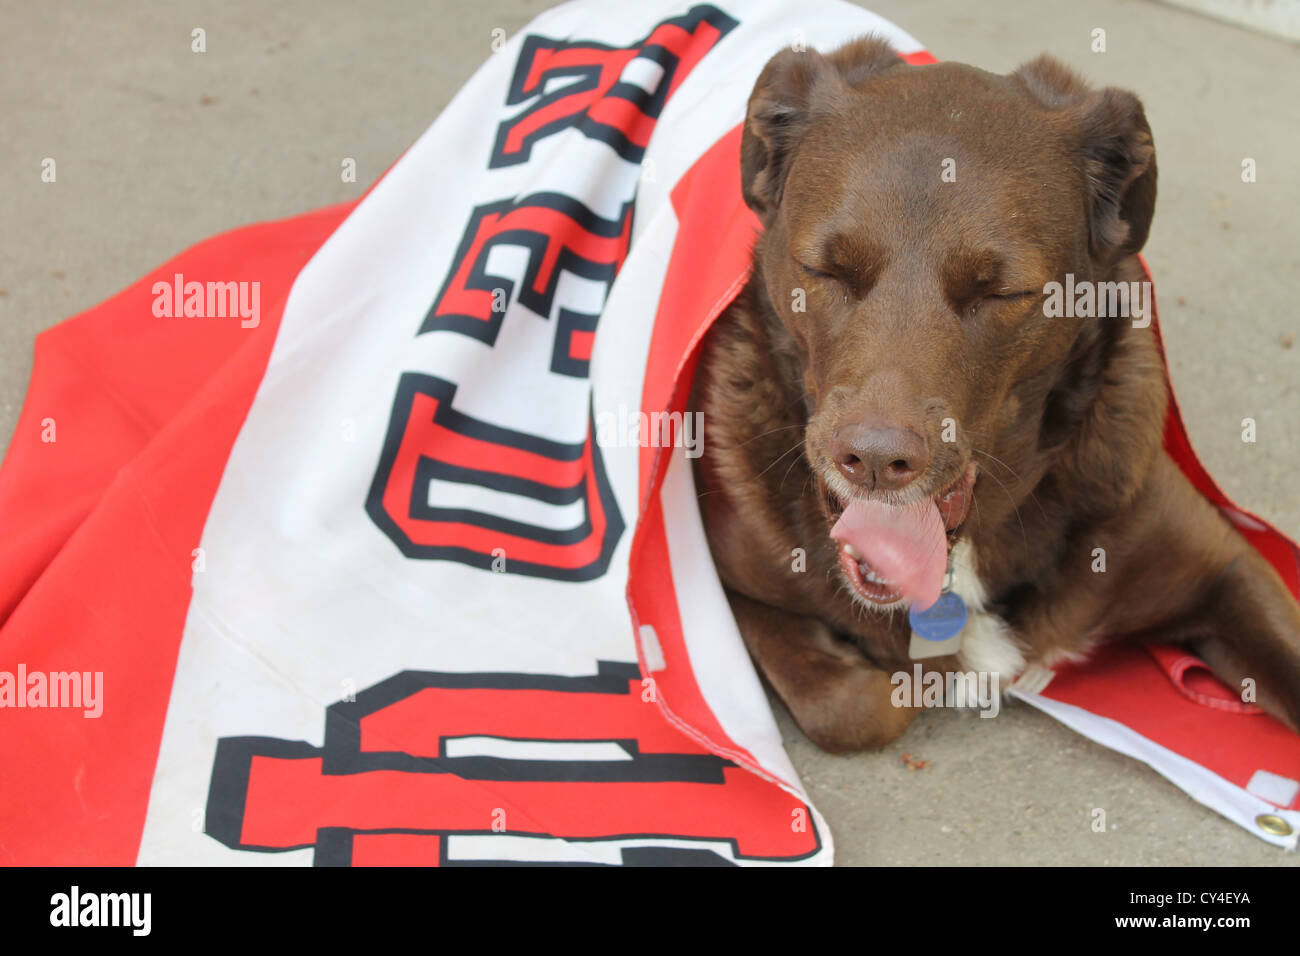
left=1, top=0, right=1296, bottom=865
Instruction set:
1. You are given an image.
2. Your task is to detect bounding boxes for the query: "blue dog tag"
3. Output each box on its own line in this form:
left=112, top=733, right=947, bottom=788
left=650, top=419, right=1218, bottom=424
left=909, top=591, right=968, bottom=640
left=908, top=591, right=968, bottom=660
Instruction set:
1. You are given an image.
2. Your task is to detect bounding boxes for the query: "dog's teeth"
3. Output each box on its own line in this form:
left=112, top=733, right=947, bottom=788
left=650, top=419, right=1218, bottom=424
left=843, top=543, right=863, bottom=561
left=865, top=569, right=894, bottom=587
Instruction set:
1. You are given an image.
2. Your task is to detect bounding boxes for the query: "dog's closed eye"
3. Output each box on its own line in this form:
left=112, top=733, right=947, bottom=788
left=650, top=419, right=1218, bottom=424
left=955, top=263, right=1043, bottom=312
left=797, top=261, right=838, bottom=281
left=796, top=261, right=875, bottom=302
left=961, top=287, right=1042, bottom=319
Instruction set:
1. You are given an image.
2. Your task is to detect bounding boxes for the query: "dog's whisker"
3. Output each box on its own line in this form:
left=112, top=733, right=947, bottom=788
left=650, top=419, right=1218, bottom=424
left=971, top=446, right=1050, bottom=525
left=694, top=437, right=808, bottom=500
left=778, top=438, right=809, bottom=490
left=969, top=445, right=1015, bottom=474
left=731, top=421, right=805, bottom=451
left=971, top=460, right=1031, bottom=558
left=749, top=438, right=808, bottom=483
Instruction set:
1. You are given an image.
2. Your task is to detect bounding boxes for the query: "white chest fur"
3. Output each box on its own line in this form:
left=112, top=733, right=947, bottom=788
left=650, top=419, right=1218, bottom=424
left=948, top=539, right=1027, bottom=680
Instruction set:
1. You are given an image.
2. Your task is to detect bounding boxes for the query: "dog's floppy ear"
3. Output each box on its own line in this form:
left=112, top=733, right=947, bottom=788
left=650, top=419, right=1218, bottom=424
left=741, top=37, right=903, bottom=217
left=1015, top=55, right=1157, bottom=264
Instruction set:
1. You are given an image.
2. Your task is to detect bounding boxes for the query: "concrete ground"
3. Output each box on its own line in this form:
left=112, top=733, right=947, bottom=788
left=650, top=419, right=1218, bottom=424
left=1, top=0, right=1296, bottom=865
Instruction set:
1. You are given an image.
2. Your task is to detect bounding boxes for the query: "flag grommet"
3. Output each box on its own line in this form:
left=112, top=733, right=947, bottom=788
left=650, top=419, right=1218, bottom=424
left=1255, top=814, right=1293, bottom=837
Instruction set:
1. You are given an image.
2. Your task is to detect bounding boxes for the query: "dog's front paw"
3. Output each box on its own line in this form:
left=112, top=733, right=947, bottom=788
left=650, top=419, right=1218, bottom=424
left=724, top=588, right=918, bottom=752
left=788, top=661, right=916, bottom=753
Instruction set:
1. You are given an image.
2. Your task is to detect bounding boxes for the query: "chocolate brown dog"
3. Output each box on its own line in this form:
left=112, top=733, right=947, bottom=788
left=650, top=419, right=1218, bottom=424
left=690, top=37, right=1300, bottom=752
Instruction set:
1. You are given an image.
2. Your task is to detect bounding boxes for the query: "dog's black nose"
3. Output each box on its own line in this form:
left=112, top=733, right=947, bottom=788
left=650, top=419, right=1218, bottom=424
left=831, top=423, right=929, bottom=491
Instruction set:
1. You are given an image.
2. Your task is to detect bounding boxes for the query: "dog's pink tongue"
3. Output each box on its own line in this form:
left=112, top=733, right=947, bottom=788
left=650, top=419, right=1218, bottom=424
left=831, top=498, right=948, bottom=610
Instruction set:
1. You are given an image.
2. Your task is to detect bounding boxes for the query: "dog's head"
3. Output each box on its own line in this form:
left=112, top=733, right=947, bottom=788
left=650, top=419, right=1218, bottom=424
left=740, top=37, right=1156, bottom=610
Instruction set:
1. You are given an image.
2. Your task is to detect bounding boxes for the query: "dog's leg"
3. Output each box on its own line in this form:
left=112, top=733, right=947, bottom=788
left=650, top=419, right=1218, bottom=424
left=1177, top=544, right=1300, bottom=732
left=724, top=588, right=915, bottom=752
left=1120, top=461, right=1300, bottom=731
left=1012, top=455, right=1300, bottom=731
